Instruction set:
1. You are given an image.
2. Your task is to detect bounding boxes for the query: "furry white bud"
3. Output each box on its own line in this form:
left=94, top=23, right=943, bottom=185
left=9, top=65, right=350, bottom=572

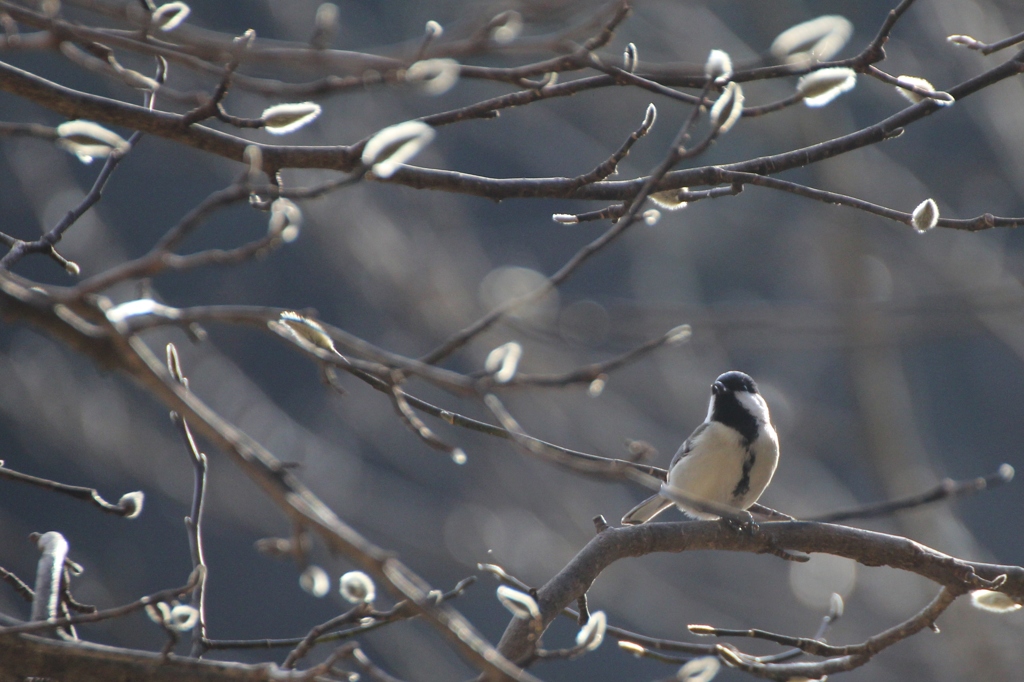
left=56, top=120, right=131, bottom=163
left=947, top=34, right=978, bottom=48
left=643, top=209, right=661, bottom=226
left=829, top=592, right=845, bottom=618
left=796, top=67, right=857, bottom=107
left=106, top=299, right=181, bottom=324
left=496, top=585, right=540, bottom=620
left=895, top=75, right=934, bottom=104
left=911, top=198, right=939, bottom=233
left=152, top=2, right=190, bottom=32
left=709, top=82, right=743, bottom=133
left=623, top=43, right=638, bottom=73
left=771, top=15, right=853, bottom=65
left=650, top=189, right=688, bottom=210
left=243, top=144, right=263, bottom=181
left=619, top=641, right=645, bottom=656
left=300, top=565, right=331, bottom=598
left=677, top=656, right=721, bottom=682
left=31, top=532, right=70, bottom=623
left=575, top=610, right=606, bottom=651
left=118, top=491, right=145, bottom=519
left=704, top=49, right=732, bottom=83
left=970, top=589, right=1022, bottom=613
left=146, top=601, right=172, bottom=626
left=552, top=213, right=579, bottom=224
left=261, top=102, right=322, bottom=135
left=491, top=11, right=522, bottom=45
left=666, top=324, right=692, bottom=345
left=485, top=341, right=522, bottom=383
left=406, top=58, right=460, bottom=96
left=424, top=20, right=443, bottom=38
left=279, top=311, right=336, bottom=352
left=268, top=198, right=302, bottom=242
left=643, top=102, right=657, bottom=129
left=362, top=120, right=435, bottom=178
left=168, top=604, right=199, bottom=631
left=340, top=571, right=376, bottom=604
left=894, top=75, right=954, bottom=106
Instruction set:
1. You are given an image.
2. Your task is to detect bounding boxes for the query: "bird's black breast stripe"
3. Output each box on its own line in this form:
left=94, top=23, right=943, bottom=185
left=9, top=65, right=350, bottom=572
left=711, top=392, right=759, bottom=444
left=732, top=447, right=756, bottom=499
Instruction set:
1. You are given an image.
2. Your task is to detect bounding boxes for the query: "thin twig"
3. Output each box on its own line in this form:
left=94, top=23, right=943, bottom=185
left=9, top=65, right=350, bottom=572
left=0, top=565, right=34, bottom=603
left=203, top=576, right=476, bottom=651
left=810, top=464, right=1014, bottom=523
left=165, top=344, right=211, bottom=657
left=0, top=569, right=201, bottom=636
left=0, top=130, right=140, bottom=272
left=281, top=605, right=369, bottom=669
left=0, top=464, right=141, bottom=517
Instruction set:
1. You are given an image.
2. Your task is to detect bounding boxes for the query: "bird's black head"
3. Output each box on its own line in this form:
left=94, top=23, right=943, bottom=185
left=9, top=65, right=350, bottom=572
left=709, top=371, right=760, bottom=443
left=712, top=371, right=758, bottom=397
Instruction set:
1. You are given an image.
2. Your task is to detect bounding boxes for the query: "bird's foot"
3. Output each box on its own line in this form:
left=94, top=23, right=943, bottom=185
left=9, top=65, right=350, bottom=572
left=722, top=510, right=757, bottom=535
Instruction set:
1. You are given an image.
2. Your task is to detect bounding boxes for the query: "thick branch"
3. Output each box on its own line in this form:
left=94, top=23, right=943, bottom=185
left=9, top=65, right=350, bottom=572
left=495, top=521, right=1024, bottom=664
left=0, top=60, right=358, bottom=173
left=0, top=634, right=298, bottom=682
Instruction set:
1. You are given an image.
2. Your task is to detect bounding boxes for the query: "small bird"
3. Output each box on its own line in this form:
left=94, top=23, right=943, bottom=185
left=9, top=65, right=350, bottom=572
left=622, top=371, right=779, bottom=524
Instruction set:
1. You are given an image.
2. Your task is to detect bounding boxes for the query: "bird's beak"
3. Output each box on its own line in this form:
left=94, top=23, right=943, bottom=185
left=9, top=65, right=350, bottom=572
left=712, top=381, right=725, bottom=396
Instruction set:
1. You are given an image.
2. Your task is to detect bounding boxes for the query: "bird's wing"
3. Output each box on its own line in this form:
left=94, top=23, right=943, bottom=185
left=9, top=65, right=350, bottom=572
left=621, top=494, right=674, bottom=525
left=668, top=421, right=709, bottom=470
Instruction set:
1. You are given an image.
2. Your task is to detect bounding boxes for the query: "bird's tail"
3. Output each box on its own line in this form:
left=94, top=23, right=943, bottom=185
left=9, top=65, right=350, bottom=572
left=621, top=495, right=673, bottom=525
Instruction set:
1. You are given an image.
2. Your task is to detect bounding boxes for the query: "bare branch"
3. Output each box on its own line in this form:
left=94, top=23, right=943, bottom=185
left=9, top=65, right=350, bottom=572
left=0, top=464, right=144, bottom=518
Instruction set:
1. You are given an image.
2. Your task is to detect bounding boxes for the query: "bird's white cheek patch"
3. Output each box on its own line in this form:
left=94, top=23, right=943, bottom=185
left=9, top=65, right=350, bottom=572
left=736, top=391, right=771, bottom=423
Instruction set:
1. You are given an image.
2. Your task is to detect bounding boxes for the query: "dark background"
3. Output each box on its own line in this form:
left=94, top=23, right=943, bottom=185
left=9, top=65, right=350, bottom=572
left=1, top=1, right=1023, bottom=680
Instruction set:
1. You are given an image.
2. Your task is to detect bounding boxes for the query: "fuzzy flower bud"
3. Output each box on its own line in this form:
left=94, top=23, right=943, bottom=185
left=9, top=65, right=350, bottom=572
left=970, top=589, right=1022, bottom=613
left=117, top=491, right=145, bottom=519
left=168, top=604, right=200, bottom=631
left=709, top=82, right=743, bottom=133
left=911, top=198, right=939, bottom=233
left=575, top=610, right=606, bottom=651
left=424, top=20, right=443, bottom=38
left=485, top=341, right=522, bottom=384
left=300, top=565, right=331, bottom=598
left=771, top=15, right=853, bottom=65
left=796, top=67, right=857, bottom=107
left=279, top=311, right=336, bottom=353
left=650, top=189, right=689, bottom=210
left=151, top=2, right=190, bottom=32
left=677, top=656, right=721, bottom=682
left=268, top=198, right=302, bottom=242
left=406, top=58, right=460, bottom=96
left=361, top=120, right=436, bottom=178
left=261, top=102, right=322, bottom=135
left=623, top=43, right=638, bottom=73
left=894, top=75, right=954, bottom=106
left=704, top=49, right=732, bottom=83
left=490, top=11, right=523, bottom=45
left=340, top=571, right=376, bottom=604
left=56, top=120, right=131, bottom=164
left=496, top=585, right=540, bottom=620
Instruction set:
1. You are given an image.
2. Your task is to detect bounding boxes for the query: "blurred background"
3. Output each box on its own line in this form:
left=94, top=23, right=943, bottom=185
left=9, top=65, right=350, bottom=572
left=1, top=0, right=1023, bottom=680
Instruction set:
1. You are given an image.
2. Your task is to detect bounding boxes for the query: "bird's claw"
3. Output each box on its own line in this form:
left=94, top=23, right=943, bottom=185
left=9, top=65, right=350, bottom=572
left=723, top=511, right=757, bottom=534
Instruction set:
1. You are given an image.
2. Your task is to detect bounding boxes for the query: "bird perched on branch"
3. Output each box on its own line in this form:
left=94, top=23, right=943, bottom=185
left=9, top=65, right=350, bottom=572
left=621, top=371, right=779, bottom=524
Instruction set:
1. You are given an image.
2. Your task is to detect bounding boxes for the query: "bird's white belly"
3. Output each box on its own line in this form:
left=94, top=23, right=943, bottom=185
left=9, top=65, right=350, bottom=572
left=666, top=422, right=779, bottom=519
